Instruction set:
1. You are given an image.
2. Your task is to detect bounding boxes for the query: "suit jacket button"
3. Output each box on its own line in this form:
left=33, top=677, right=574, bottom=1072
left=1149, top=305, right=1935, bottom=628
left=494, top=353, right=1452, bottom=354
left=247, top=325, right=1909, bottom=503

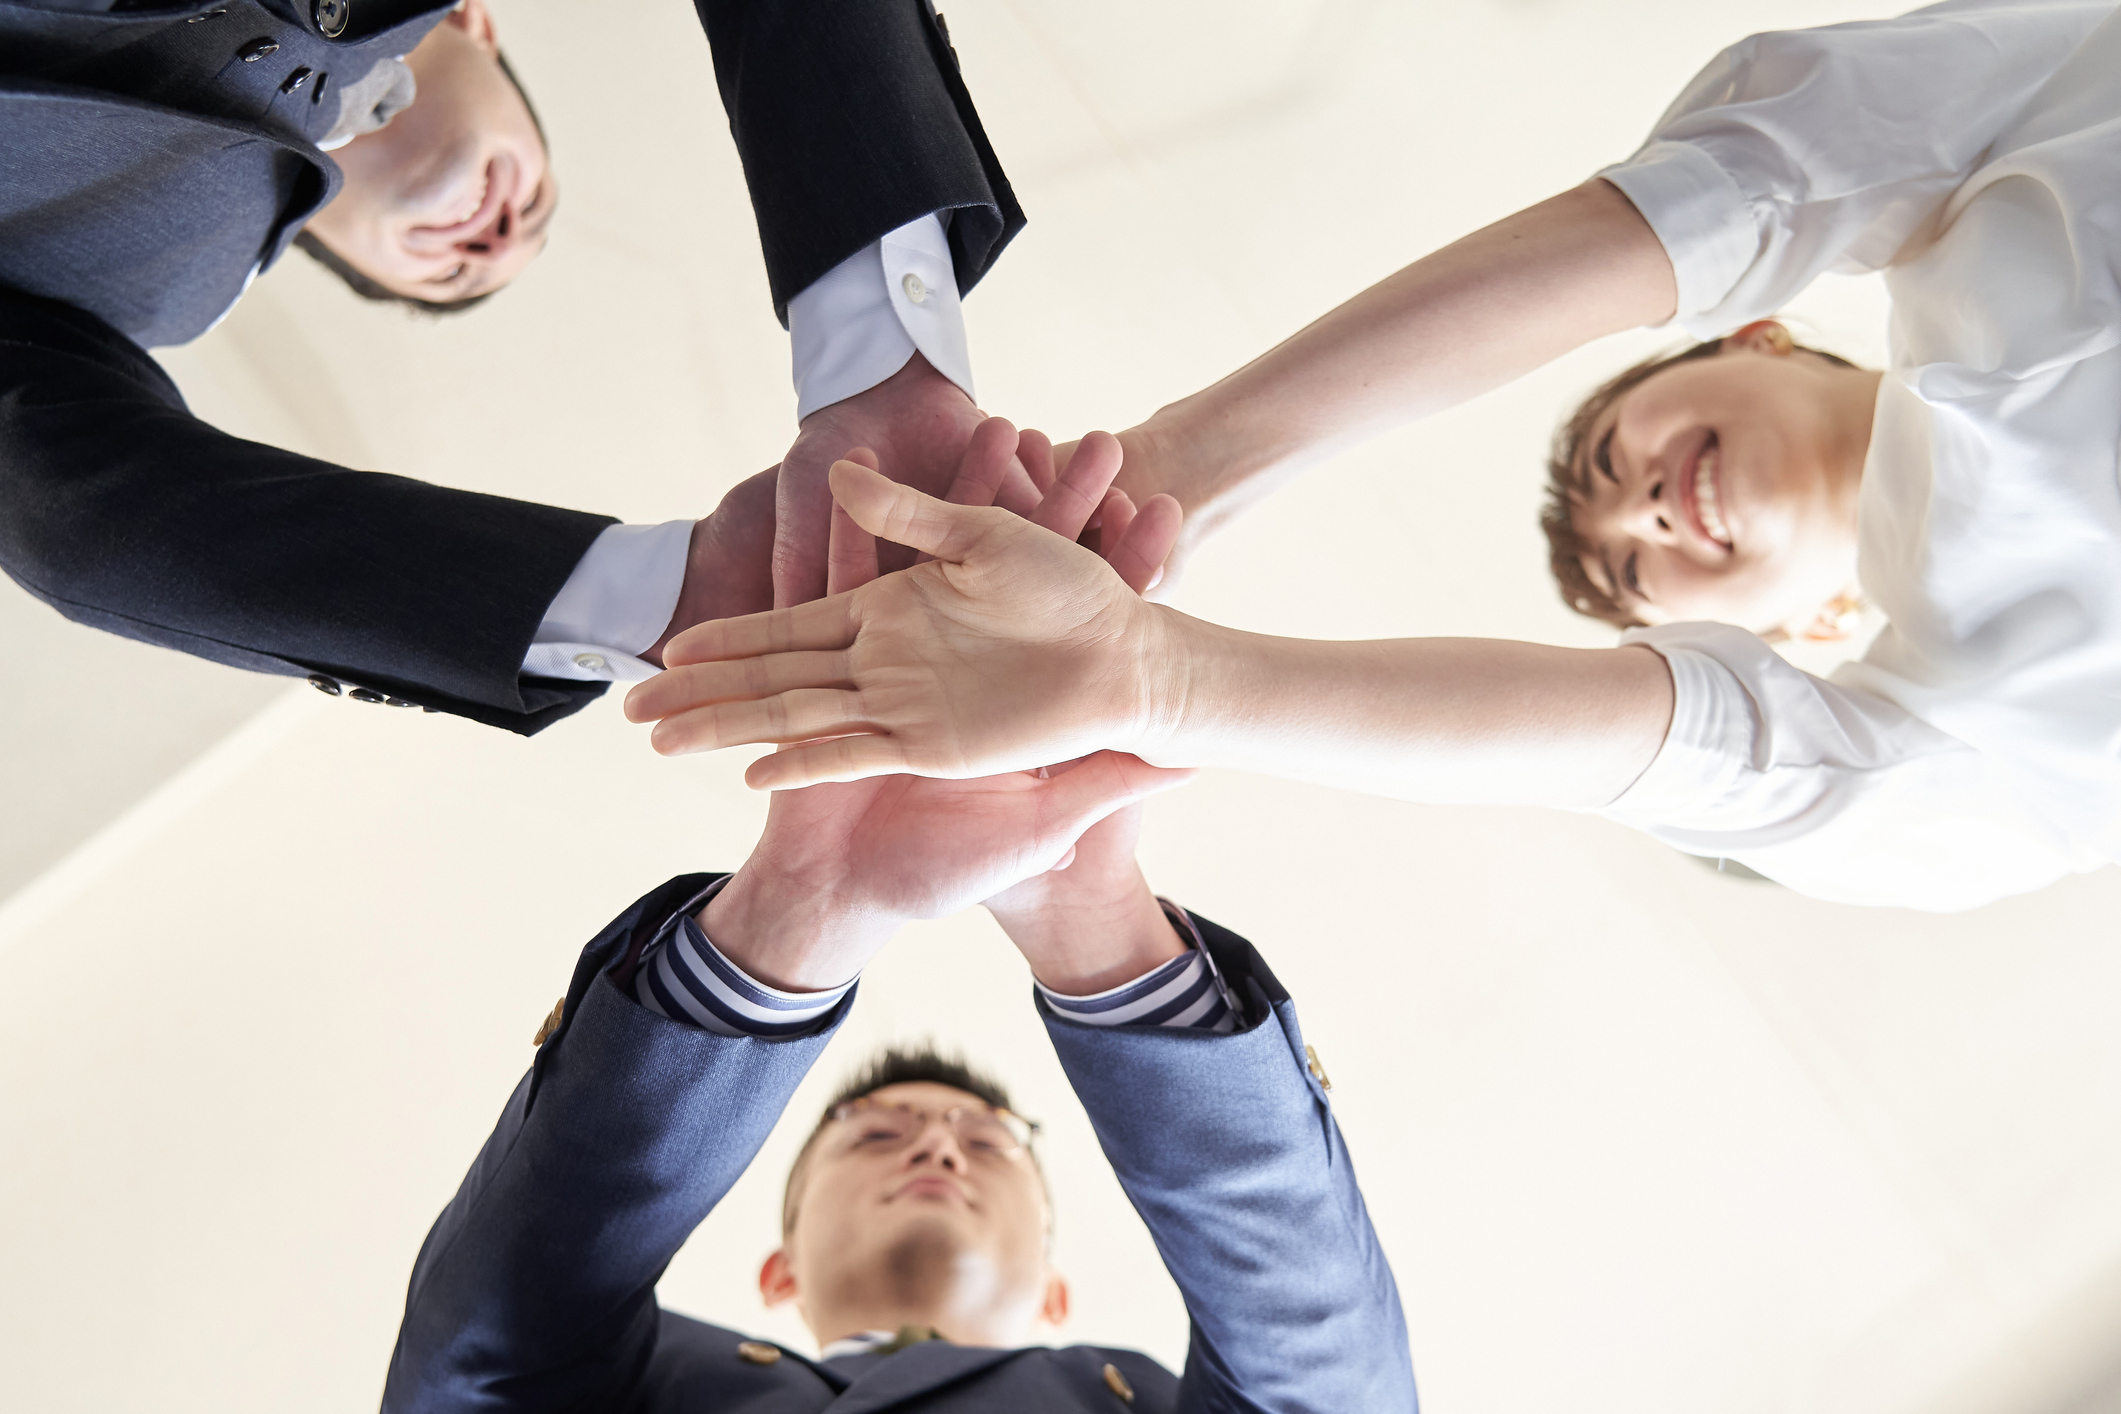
left=237, top=37, right=280, bottom=62
left=736, top=1341, right=781, bottom=1365
left=532, top=997, right=565, bottom=1047
left=313, top=0, right=351, bottom=38
left=307, top=675, right=342, bottom=697
left=1102, top=1362, right=1135, bottom=1403
left=348, top=687, right=385, bottom=703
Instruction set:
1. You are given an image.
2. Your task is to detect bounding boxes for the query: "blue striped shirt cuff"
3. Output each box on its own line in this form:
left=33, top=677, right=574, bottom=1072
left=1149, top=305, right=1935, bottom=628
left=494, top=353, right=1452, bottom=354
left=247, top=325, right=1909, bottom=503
left=1035, top=901, right=1239, bottom=1033
left=632, top=878, right=854, bottom=1038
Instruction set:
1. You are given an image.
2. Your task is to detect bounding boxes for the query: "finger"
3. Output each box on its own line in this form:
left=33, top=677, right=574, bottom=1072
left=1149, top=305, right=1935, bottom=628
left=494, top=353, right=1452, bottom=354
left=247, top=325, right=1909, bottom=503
left=1017, top=429, right=1056, bottom=496
left=773, top=460, right=834, bottom=611
left=919, top=417, right=1021, bottom=565
left=1103, top=492, right=1183, bottom=597
left=1039, top=749, right=1196, bottom=833
left=1096, top=489, right=1137, bottom=560
left=744, top=732, right=918, bottom=789
left=656, top=592, right=859, bottom=670
left=647, top=688, right=879, bottom=757
left=1030, top=430, right=1123, bottom=541
left=992, top=456, right=1045, bottom=518
left=826, top=500, right=880, bottom=595
left=829, top=460, right=1013, bottom=564
left=624, top=651, right=852, bottom=724
left=939, top=417, right=1019, bottom=509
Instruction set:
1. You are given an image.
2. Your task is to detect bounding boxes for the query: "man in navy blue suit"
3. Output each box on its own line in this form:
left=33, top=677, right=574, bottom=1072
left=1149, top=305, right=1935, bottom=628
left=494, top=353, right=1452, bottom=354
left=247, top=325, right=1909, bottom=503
left=383, top=456, right=1415, bottom=1412
left=383, top=746, right=1417, bottom=1411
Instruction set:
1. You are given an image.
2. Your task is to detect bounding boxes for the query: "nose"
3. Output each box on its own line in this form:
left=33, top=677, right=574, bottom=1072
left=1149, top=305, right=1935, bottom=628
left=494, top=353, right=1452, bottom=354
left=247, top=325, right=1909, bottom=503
left=905, top=1119, right=967, bottom=1173
left=1587, top=470, right=1677, bottom=546
left=456, top=200, right=517, bottom=259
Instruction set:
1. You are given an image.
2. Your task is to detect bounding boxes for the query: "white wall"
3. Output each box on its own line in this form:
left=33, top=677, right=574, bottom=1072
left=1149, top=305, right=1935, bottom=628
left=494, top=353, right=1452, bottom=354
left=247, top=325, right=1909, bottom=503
left=5, top=2, right=2121, bottom=1411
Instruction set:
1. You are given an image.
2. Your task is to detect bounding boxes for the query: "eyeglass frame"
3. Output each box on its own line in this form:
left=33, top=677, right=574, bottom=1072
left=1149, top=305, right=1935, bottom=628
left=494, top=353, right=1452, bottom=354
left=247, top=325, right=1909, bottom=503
left=825, top=1095, right=1041, bottom=1158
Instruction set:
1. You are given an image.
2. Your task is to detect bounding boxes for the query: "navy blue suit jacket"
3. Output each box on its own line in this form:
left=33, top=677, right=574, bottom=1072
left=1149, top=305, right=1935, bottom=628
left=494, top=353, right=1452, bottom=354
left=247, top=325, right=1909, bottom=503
left=0, top=0, right=1023, bottom=734
left=382, top=875, right=1417, bottom=1412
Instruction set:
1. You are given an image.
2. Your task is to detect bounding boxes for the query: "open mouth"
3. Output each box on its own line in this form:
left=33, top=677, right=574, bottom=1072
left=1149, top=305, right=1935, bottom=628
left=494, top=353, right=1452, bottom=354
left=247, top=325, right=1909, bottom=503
left=1683, top=434, right=1733, bottom=551
left=414, top=157, right=507, bottom=240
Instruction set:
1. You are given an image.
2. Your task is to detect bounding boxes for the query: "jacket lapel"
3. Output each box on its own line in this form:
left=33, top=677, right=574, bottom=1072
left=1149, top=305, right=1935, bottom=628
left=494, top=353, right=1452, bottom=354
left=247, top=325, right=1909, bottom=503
left=822, top=1342, right=1023, bottom=1413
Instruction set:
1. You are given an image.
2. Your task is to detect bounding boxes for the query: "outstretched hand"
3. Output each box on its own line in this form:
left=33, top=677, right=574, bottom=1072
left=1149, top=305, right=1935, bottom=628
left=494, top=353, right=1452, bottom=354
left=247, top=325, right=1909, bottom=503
left=624, top=421, right=1185, bottom=791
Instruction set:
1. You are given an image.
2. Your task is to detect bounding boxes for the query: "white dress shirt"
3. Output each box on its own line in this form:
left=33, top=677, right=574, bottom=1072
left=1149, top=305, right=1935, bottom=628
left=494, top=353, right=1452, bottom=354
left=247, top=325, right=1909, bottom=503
left=525, top=213, right=973, bottom=683
left=1594, top=0, right=2121, bottom=908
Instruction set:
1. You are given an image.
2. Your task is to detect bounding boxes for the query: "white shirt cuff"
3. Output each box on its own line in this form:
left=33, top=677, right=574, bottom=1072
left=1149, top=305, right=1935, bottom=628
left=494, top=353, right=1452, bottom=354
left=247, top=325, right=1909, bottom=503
left=1599, top=141, right=1759, bottom=338
left=788, top=212, right=975, bottom=421
left=522, top=519, right=693, bottom=683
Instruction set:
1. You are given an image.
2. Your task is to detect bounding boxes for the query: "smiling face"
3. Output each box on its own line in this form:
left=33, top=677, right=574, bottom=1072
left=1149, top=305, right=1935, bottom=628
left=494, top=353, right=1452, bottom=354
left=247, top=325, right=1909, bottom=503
left=1563, top=323, right=1880, bottom=637
left=302, top=0, right=554, bottom=304
left=765, top=1081, right=1064, bottom=1348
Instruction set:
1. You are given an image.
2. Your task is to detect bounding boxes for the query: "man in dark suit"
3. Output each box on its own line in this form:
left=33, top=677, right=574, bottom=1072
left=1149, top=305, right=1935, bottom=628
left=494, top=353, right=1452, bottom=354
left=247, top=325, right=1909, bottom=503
left=0, top=0, right=1026, bottom=733
left=381, top=751, right=1417, bottom=1412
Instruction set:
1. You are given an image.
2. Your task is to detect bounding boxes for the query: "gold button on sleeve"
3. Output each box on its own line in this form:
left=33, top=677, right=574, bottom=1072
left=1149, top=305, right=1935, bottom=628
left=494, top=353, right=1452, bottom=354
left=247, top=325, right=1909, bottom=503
left=1102, top=1362, right=1135, bottom=1402
left=532, top=997, right=565, bottom=1047
left=736, top=1340, right=782, bottom=1365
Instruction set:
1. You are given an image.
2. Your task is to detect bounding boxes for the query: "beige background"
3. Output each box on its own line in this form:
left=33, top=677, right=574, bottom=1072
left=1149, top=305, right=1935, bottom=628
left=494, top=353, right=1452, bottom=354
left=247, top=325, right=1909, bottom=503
left=5, top=1, right=2121, bottom=1410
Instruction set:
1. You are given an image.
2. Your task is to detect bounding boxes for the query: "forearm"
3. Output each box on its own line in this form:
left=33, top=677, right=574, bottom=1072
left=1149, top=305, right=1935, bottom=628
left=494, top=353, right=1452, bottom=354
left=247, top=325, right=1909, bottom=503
left=1137, top=612, right=1676, bottom=808
left=1124, top=180, right=1675, bottom=521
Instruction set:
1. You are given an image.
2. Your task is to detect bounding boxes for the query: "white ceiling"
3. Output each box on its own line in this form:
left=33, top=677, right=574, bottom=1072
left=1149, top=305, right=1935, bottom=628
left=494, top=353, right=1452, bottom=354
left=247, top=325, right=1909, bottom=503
left=5, top=1, right=2121, bottom=1411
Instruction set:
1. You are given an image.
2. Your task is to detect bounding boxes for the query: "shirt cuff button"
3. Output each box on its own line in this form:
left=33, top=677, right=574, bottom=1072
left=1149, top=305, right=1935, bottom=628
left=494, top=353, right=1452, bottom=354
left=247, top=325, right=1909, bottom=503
left=573, top=653, right=608, bottom=673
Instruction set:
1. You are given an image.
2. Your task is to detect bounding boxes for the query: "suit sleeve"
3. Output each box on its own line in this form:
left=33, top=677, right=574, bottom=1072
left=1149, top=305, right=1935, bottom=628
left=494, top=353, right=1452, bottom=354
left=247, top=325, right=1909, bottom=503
left=1042, top=913, right=1418, bottom=1414
left=382, top=873, right=849, bottom=1414
left=0, top=289, right=615, bottom=734
left=692, top=0, right=1025, bottom=320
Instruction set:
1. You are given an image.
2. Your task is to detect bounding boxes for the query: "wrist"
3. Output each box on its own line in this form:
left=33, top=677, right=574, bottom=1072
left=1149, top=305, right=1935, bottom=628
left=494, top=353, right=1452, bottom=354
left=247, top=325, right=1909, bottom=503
left=1126, top=603, right=1210, bottom=763
left=993, top=875, right=1186, bottom=997
left=701, top=862, right=902, bottom=992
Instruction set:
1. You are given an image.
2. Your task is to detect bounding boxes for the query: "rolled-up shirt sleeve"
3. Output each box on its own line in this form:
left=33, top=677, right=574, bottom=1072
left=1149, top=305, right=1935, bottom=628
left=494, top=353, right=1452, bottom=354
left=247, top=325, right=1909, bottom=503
left=1599, top=0, right=2113, bottom=337
left=1598, top=623, right=2095, bottom=910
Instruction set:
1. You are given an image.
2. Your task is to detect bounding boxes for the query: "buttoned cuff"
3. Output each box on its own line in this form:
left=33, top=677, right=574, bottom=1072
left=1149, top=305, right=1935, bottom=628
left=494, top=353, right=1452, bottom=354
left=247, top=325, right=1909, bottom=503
left=523, top=519, right=693, bottom=684
left=788, top=213, right=974, bottom=421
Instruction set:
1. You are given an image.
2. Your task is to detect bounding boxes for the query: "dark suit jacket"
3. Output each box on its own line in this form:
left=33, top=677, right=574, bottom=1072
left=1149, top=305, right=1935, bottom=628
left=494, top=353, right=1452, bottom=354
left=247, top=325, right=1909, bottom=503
left=382, top=876, right=1417, bottom=1413
left=0, top=0, right=1025, bottom=733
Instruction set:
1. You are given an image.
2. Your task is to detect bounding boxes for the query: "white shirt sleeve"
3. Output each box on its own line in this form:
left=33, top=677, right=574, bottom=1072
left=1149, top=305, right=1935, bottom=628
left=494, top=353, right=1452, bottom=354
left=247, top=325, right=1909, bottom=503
left=522, top=519, right=693, bottom=683
left=788, top=212, right=974, bottom=421
left=1600, top=0, right=2114, bottom=338
left=523, top=214, right=976, bottom=685
left=1598, top=624, right=2095, bottom=910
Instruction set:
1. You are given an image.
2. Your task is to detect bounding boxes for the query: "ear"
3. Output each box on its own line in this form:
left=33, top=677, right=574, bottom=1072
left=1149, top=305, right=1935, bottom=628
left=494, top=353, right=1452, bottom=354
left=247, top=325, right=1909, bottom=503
left=759, top=1248, right=799, bottom=1309
left=1788, top=592, right=1864, bottom=644
left=445, top=0, right=502, bottom=53
left=1038, top=1271, right=1071, bottom=1329
left=1724, top=319, right=1795, bottom=357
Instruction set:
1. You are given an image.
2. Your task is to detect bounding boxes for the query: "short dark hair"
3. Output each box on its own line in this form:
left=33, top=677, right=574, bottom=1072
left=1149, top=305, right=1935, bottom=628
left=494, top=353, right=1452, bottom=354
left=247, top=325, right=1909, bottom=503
left=1540, top=334, right=1857, bottom=628
left=780, top=1044, right=1033, bottom=1237
left=292, top=49, right=546, bottom=316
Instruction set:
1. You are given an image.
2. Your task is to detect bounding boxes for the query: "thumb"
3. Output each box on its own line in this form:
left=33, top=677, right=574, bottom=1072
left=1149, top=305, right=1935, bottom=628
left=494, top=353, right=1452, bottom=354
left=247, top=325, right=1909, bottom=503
left=1039, top=751, right=1195, bottom=836
left=828, top=459, right=1013, bottom=565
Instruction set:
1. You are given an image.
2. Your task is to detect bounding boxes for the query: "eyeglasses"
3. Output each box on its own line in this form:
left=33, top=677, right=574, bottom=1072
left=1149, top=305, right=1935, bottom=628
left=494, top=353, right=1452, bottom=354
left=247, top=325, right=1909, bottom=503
left=828, top=1097, right=1039, bottom=1159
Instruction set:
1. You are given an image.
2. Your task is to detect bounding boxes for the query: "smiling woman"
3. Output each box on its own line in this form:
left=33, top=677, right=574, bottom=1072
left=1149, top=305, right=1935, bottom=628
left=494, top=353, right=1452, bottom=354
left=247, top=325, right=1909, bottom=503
left=625, top=0, right=2121, bottom=912
left=1543, top=327, right=1874, bottom=639
left=298, top=0, right=556, bottom=312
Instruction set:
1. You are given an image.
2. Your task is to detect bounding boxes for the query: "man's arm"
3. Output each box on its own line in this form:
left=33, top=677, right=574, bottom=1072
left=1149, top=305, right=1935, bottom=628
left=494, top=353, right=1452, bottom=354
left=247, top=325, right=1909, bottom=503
left=988, top=819, right=1415, bottom=1410
left=1043, top=913, right=1416, bottom=1409
left=0, top=289, right=614, bottom=733
left=381, top=875, right=850, bottom=1414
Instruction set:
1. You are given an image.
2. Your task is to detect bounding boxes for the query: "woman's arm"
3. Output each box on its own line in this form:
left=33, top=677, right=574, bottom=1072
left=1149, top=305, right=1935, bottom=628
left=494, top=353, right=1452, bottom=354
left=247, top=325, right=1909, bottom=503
left=1111, top=179, right=1676, bottom=551
left=628, top=462, right=1673, bottom=810
left=1149, top=621, right=1672, bottom=808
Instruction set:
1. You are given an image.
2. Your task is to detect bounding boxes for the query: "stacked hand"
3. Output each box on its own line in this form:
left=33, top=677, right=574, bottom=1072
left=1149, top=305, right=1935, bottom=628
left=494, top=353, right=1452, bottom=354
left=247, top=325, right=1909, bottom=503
left=692, top=419, right=1192, bottom=993
left=625, top=436, right=1185, bottom=791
